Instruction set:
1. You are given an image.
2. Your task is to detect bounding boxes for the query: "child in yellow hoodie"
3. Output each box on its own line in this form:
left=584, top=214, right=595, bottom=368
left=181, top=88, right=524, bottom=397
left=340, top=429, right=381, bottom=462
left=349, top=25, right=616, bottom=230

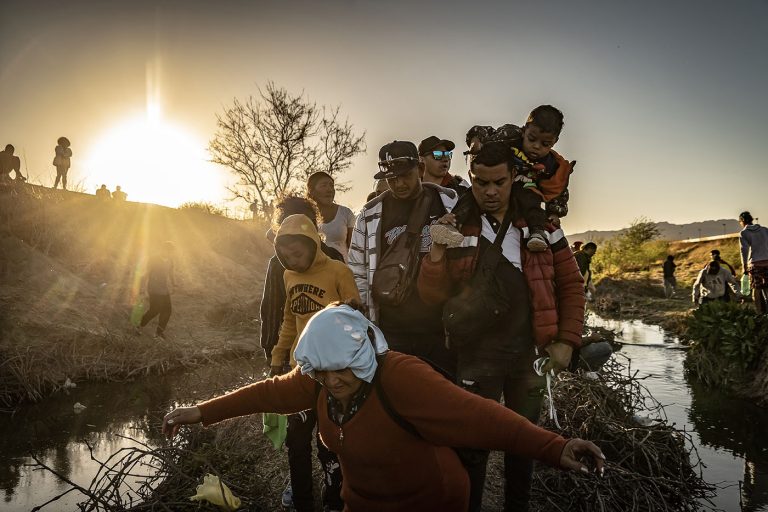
left=271, top=213, right=359, bottom=512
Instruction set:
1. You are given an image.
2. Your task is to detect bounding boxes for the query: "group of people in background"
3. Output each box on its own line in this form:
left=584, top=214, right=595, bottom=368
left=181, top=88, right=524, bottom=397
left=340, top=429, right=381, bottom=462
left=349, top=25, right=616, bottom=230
left=162, top=105, right=608, bottom=512
left=95, top=184, right=128, bottom=201
left=1, top=136, right=73, bottom=189
left=665, top=210, right=768, bottom=316
left=0, top=136, right=134, bottom=202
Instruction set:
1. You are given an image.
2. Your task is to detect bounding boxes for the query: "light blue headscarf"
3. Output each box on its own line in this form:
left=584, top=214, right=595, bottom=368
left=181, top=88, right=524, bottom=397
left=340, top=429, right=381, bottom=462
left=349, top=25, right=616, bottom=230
left=293, top=305, right=389, bottom=383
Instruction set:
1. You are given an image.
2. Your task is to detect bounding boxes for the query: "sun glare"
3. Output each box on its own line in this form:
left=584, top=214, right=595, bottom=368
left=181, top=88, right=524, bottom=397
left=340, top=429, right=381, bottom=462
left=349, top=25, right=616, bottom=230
left=85, top=112, right=226, bottom=208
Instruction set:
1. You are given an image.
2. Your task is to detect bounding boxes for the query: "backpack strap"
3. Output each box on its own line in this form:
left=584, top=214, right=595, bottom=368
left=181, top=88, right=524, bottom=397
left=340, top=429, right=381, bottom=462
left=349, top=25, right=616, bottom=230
left=373, top=355, right=424, bottom=440
left=406, top=188, right=434, bottom=236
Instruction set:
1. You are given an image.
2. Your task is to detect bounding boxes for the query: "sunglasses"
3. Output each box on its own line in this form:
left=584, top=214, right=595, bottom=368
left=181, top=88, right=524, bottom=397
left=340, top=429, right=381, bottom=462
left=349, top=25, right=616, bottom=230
left=429, top=150, right=453, bottom=160
left=378, top=156, right=418, bottom=174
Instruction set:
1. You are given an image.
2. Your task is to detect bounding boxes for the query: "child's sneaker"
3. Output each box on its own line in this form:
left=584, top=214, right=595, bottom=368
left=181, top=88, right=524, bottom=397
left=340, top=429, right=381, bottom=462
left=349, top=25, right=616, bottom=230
left=430, top=224, right=464, bottom=248
left=527, top=231, right=549, bottom=252
left=281, top=483, right=294, bottom=510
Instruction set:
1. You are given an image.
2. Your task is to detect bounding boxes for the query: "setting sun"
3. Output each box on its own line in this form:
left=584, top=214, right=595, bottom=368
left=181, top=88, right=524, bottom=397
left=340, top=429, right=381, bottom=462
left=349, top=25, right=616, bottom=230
left=85, top=108, right=227, bottom=207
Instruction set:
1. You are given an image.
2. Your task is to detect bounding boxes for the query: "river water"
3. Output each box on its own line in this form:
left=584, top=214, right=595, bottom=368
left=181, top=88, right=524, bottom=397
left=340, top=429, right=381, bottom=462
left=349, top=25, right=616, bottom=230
left=588, top=313, right=768, bottom=512
left=2, top=319, right=768, bottom=511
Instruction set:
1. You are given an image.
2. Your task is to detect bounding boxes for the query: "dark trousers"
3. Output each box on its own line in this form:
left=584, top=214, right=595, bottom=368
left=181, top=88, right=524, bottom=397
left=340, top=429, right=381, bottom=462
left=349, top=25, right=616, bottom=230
left=384, top=331, right=457, bottom=378
left=140, top=294, right=172, bottom=335
left=286, top=408, right=343, bottom=512
left=513, top=182, right=546, bottom=233
left=754, top=287, right=768, bottom=314
left=458, top=358, right=545, bottom=512
left=53, top=166, right=68, bottom=189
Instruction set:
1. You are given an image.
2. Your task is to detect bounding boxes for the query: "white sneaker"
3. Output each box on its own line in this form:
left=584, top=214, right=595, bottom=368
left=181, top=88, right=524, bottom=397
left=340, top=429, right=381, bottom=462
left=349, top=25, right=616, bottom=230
left=430, top=224, right=464, bottom=248
left=527, top=232, right=548, bottom=252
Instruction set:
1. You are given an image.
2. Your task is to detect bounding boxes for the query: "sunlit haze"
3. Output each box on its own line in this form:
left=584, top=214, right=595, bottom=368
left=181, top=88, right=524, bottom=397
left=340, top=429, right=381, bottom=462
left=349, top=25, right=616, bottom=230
left=85, top=110, right=227, bottom=207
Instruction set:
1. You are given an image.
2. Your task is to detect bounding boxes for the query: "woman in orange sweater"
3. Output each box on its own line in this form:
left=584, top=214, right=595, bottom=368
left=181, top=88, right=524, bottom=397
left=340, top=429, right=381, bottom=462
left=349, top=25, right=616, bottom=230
left=163, top=303, right=604, bottom=512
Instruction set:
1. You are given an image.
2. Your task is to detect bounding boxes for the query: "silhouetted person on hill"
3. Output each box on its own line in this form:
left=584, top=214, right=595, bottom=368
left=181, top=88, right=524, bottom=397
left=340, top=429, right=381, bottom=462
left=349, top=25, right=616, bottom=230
left=739, top=211, right=768, bottom=314
left=95, top=184, right=111, bottom=200
left=663, top=255, right=677, bottom=298
left=112, top=185, right=127, bottom=201
left=53, top=137, right=72, bottom=190
left=0, top=144, right=23, bottom=182
left=139, top=241, right=176, bottom=339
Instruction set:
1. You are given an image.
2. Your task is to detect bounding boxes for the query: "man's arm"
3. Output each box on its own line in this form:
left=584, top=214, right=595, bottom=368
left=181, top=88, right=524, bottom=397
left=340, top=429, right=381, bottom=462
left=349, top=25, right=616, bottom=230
left=692, top=271, right=703, bottom=304
left=740, top=233, right=750, bottom=274
left=259, top=258, right=286, bottom=359
left=551, top=240, right=586, bottom=349
left=337, top=264, right=362, bottom=303
left=348, top=211, right=369, bottom=305
left=725, top=272, right=741, bottom=296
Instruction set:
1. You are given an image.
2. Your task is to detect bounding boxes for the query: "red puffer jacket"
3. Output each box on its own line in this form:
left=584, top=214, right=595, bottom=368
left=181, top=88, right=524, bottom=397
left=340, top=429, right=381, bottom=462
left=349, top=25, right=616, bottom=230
left=417, top=216, right=584, bottom=349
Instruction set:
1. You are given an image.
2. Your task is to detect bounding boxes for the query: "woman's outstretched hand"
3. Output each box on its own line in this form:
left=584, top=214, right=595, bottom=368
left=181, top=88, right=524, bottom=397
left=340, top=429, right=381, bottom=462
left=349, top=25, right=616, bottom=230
left=162, top=406, right=202, bottom=439
left=559, top=438, right=606, bottom=476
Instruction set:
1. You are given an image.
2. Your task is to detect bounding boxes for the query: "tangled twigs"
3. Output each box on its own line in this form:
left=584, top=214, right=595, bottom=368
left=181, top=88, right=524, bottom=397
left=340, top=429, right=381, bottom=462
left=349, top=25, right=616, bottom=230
left=30, top=356, right=717, bottom=511
left=531, top=354, right=717, bottom=512
left=28, top=416, right=280, bottom=511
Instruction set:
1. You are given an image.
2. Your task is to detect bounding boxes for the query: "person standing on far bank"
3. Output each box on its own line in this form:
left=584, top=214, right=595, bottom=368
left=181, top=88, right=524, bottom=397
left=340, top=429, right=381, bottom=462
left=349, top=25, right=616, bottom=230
left=139, top=241, right=176, bottom=339
left=663, top=255, right=677, bottom=299
left=53, top=137, right=72, bottom=190
left=739, top=211, right=768, bottom=314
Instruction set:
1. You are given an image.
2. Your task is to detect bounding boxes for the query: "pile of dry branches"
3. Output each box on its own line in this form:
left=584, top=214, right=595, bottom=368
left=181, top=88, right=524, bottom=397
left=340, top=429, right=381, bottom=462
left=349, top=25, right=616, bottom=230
left=30, top=356, right=716, bottom=511
left=530, top=355, right=716, bottom=512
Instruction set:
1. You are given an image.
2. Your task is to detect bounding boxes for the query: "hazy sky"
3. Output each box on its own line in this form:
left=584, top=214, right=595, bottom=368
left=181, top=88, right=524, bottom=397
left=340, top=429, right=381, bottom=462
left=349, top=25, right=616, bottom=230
left=2, top=0, right=767, bottom=233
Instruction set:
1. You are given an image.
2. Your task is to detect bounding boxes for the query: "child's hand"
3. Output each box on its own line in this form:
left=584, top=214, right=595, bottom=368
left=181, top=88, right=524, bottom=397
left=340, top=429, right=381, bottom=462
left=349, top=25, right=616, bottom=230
left=436, top=213, right=457, bottom=227
left=548, top=214, right=561, bottom=228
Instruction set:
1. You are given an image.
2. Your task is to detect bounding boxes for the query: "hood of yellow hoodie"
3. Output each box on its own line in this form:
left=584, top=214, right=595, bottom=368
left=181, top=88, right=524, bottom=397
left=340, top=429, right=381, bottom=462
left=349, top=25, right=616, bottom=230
left=274, top=214, right=328, bottom=272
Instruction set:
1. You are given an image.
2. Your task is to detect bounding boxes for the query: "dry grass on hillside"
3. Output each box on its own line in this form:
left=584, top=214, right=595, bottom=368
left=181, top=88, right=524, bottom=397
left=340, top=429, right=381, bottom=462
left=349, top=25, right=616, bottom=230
left=0, top=184, right=274, bottom=405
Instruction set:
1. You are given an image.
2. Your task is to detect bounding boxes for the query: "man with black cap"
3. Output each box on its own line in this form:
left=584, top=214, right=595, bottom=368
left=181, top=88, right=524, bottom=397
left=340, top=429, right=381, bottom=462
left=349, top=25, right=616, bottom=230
left=348, top=141, right=460, bottom=374
left=418, top=135, right=470, bottom=195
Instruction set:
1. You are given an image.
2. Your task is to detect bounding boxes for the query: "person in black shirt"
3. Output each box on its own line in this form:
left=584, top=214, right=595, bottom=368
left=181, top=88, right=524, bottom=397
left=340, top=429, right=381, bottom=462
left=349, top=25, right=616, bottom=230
left=663, top=255, right=677, bottom=298
left=349, top=141, right=459, bottom=376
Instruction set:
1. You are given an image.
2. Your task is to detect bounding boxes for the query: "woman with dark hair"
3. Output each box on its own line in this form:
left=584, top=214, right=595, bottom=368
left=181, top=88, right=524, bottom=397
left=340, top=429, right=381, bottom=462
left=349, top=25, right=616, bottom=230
left=307, top=171, right=356, bottom=260
left=53, top=137, right=72, bottom=190
left=739, top=211, right=768, bottom=314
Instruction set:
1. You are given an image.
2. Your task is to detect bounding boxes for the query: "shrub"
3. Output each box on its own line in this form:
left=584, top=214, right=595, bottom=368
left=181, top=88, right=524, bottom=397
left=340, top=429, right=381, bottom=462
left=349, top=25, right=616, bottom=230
left=591, top=217, right=667, bottom=276
left=684, top=301, right=768, bottom=387
left=178, top=201, right=225, bottom=216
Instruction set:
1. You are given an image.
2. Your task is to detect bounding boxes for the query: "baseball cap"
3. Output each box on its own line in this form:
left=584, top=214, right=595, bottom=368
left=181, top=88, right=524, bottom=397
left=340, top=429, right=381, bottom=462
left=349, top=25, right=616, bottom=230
left=418, top=136, right=455, bottom=155
left=375, top=141, right=420, bottom=179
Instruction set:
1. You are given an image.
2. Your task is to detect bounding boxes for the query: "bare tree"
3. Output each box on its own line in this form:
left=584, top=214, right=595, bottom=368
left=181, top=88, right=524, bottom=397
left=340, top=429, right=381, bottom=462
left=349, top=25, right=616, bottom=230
left=209, top=82, right=366, bottom=219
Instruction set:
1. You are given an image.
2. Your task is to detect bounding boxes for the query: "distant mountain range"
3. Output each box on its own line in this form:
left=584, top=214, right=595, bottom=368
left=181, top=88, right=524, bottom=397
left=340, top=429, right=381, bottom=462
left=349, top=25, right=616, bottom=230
left=565, top=219, right=744, bottom=242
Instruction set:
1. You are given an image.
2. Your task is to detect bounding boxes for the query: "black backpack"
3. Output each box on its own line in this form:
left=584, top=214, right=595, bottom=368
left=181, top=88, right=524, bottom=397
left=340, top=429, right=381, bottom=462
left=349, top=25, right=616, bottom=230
left=371, top=190, right=434, bottom=307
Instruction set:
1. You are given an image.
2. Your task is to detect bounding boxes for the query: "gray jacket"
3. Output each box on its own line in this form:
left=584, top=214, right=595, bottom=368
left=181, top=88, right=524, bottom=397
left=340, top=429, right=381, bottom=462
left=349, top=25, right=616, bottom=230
left=692, top=267, right=740, bottom=304
left=739, top=224, right=768, bottom=270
